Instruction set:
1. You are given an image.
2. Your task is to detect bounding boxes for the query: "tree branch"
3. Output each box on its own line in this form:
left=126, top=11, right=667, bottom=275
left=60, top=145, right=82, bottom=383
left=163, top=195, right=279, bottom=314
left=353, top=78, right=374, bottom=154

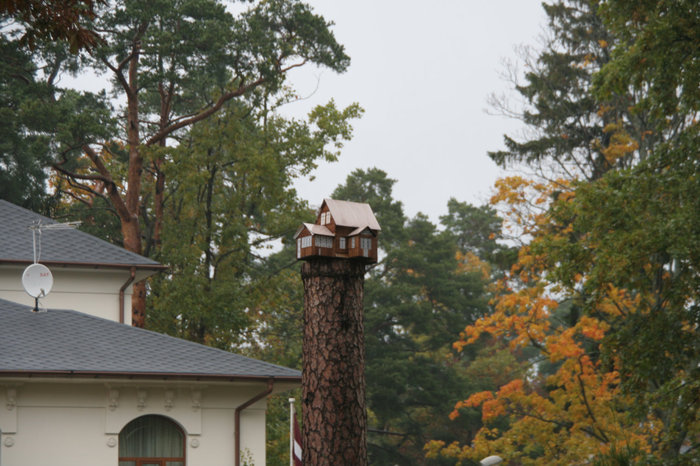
left=81, top=144, right=132, bottom=222
left=145, top=75, right=267, bottom=146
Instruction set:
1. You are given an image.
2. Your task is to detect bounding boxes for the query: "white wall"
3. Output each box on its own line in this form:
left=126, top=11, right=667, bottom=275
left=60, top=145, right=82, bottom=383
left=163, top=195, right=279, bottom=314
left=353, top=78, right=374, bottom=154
left=0, top=265, right=148, bottom=325
left=0, top=379, right=270, bottom=466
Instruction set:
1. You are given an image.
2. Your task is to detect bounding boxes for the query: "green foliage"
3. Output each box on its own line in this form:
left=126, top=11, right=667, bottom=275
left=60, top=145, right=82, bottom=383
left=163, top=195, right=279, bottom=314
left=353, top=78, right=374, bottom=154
left=0, top=35, right=53, bottom=212
left=147, top=99, right=361, bottom=347
left=488, top=0, right=657, bottom=180
left=543, top=135, right=700, bottom=459
left=440, top=199, right=517, bottom=275
left=597, top=0, right=700, bottom=121
left=330, top=169, right=498, bottom=465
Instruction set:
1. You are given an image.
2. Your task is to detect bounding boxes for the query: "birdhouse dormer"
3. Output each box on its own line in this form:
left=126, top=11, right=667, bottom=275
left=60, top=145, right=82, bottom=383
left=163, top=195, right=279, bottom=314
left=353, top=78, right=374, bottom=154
left=295, top=199, right=380, bottom=263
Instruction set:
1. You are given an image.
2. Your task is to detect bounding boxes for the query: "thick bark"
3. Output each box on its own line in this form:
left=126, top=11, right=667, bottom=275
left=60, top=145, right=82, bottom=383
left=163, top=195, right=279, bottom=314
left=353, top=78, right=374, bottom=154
left=301, top=259, right=368, bottom=466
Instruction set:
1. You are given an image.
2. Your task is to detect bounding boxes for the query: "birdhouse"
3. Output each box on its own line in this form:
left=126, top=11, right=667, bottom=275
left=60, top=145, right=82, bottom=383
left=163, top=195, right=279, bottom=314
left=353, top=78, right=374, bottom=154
left=294, top=199, right=380, bottom=263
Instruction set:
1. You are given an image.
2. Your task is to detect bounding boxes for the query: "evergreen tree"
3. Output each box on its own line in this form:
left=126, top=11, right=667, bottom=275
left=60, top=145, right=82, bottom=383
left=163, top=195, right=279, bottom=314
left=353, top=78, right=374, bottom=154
left=333, top=169, right=494, bottom=465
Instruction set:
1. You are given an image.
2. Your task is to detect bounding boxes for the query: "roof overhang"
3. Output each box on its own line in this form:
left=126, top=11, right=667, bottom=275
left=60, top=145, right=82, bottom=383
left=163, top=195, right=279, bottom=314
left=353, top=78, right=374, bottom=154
left=0, top=259, right=167, bottom=271
left=0, top=260, right=167, bottom=282
left=0, top=370, right=301, bottom=383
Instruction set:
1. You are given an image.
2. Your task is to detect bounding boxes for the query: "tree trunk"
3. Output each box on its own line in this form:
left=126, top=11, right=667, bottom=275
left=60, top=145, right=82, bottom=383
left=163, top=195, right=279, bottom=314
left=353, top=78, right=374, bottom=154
left=301, top=259, right=368, bottom=466
left=124, top=37, right=147, bottom=328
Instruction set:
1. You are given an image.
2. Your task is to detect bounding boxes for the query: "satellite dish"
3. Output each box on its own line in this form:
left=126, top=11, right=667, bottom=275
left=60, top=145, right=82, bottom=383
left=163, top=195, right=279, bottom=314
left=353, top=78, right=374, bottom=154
left=22, top=263, right=53, bottom=299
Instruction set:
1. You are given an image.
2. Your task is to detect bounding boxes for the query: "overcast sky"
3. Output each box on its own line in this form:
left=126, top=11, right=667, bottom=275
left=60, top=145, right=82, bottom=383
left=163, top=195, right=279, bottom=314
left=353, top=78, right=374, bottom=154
left=283, top=1, right=547, bottom=222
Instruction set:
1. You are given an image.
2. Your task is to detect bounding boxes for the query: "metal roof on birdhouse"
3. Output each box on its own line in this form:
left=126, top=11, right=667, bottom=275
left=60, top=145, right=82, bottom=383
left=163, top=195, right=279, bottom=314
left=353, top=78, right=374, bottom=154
left=294, top=199, right=380, bottom=263
left=322, top=199, right=380, bottom=231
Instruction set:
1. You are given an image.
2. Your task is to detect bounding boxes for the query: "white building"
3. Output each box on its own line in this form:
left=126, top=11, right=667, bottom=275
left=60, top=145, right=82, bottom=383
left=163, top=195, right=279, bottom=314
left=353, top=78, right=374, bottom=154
left=0, top=200, right=300, bottom=466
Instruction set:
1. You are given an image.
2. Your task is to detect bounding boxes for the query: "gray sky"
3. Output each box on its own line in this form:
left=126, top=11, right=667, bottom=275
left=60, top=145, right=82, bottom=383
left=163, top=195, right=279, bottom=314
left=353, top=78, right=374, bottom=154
left=284, top=1, right=547, bottom=221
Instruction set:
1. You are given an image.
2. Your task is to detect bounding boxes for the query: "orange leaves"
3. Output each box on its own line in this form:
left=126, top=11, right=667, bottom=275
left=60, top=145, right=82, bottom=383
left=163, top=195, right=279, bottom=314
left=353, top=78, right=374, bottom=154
left=451, top=382, right=524, bottom=424
left=433, top=173, right=668, bottom=463
left=455, top=250, right=491, bottom=280
left=465, top=390, right=496, bottom=408
left=579, top=316, right=607, bottom=341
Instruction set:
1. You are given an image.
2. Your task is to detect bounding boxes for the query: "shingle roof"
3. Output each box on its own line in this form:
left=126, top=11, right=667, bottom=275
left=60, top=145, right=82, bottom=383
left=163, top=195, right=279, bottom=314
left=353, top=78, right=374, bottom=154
left=0, top=298, right=301, bottom=381
left=324, top=199, right=381, bottom=231
left=0, top=200, right=162, bottom=269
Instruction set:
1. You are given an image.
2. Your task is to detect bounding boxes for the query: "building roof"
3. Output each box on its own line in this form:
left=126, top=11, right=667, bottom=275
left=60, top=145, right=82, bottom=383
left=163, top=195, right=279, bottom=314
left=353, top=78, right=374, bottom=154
left=323, top=198, right=381, bottom=231
left=0, top=200, right=163, bottom=269
left=0, top=298, right=301, bottom=381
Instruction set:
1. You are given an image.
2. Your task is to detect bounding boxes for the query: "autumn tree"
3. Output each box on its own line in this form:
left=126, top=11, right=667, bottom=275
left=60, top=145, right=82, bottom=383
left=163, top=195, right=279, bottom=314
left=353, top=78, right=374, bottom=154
left=1, top=0, right=103, bottom=51
left=428, top=0, right=700, bottom=463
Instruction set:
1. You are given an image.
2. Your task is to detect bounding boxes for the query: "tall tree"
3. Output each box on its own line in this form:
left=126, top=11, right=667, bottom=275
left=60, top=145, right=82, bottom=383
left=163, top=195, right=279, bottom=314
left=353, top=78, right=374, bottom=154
left=147, top=99, right=362, bottom=346
left=46, top=0, right=351, bottom=326
left=488, top=0, right=661, bottom=180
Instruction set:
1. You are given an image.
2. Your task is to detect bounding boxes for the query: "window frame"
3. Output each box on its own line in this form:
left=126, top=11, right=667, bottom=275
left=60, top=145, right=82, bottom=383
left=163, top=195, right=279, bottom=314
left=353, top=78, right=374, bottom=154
left=118, top=415, right=186, bottom=466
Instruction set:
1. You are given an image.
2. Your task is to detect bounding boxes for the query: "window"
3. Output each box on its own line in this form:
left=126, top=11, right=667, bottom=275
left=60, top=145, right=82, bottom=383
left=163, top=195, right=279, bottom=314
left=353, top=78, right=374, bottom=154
left=339, top=237, right=346, bottom=249
left=119, top=415, right=185, bottom=466
left=320, top=212, right=326, bottom=225
left=314, top=235, right=333, bottom=248
left=361, top=237, right=372, bottom=253
left=350, top=237, right=355, bottom=249
left=300, top=236, right=312, bottom=248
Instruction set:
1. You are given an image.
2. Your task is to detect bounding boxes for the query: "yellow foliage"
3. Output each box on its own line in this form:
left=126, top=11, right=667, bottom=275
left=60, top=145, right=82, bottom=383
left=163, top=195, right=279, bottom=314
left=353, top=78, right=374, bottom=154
left=429, top=175, right=670, bottom=464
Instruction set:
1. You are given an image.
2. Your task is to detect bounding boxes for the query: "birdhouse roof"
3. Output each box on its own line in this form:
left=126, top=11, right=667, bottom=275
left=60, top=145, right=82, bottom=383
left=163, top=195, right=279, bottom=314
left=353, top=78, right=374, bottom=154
left=293, top=223, right=334, bottom=239
left=323, top=199, right=380, bottom=231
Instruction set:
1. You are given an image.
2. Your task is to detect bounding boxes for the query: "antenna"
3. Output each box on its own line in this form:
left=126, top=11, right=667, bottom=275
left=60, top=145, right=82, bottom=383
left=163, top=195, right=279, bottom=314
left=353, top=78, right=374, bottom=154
left=22, top=220, right=81, bottom=312
left=28, top=220, right=81, bottom=263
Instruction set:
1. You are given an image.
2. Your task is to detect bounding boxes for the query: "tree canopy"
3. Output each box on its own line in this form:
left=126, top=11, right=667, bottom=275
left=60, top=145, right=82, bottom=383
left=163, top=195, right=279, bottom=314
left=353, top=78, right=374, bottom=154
left=427, top=1, right=700, bottom=464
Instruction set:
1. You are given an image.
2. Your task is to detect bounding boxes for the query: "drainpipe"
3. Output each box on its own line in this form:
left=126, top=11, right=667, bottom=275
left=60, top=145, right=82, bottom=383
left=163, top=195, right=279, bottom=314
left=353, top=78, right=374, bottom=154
left=119, top=267, right=136, bottom=324
left=235, top=378, right=274, bottom=466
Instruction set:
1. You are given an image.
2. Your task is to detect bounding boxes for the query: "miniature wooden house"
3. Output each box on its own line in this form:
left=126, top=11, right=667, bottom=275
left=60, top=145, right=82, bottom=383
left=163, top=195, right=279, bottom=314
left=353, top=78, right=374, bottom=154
left=294, top=199, right=380, bottom=263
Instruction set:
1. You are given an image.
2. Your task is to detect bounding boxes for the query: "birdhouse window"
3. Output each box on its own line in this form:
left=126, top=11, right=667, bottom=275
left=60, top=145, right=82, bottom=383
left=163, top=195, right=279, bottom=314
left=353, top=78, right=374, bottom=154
left=339, top=237, right=346, bottom=249
left=360, top=237, right=372, bottom=251
left=300, top=236, right=312, bottom=248
left=314, top=236, right=333, bottom=248
left=350, top=237, right=356, bottom=249
left=320, top=211, right=332, bottom=225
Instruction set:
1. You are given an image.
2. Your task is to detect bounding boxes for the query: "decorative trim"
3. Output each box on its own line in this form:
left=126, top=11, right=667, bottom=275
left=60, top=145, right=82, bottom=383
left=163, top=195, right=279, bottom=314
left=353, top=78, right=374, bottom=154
left=191, top=390, right=201, bottom=411
left=6, top=388, right=16, bottom=411
left=108, top=389, right=119, bottom=411
left=106, top=437, right=117, bottom=447
left=136, top=389, right=147, bottom=411
left=164, top=390, right=174, bottom=411
left=3, top=436, right=14, bottom=447
left=190, top=437, right=200, bottom=448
